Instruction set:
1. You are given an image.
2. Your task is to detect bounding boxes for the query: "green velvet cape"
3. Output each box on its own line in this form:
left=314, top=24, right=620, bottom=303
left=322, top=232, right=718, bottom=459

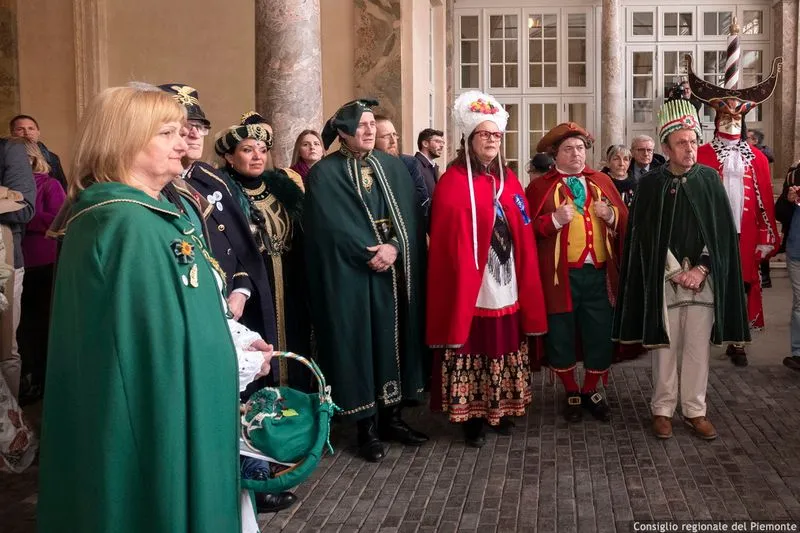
left=37, top=183, right=241, bottom=533
left=304, top=148, right=425, bottom=421
left=611, top=164, right=750, bottom=348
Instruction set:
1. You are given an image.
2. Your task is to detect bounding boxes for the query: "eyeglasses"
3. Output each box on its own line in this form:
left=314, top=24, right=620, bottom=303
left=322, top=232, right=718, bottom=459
left=474, top=130, right=503, bottom=141
left=634, top=148, right=654, bottom=153
left=378, top=132, right=400, bottom=141
left=186, top=122, right=210, bottom=136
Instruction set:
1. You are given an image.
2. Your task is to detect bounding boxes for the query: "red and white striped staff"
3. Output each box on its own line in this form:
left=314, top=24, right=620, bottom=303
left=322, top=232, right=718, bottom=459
left=724, top=17, right=741, bottom=89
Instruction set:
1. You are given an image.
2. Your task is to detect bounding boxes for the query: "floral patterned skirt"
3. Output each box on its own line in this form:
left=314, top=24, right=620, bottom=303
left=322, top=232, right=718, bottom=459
left=433, top=312, right=531, bottom=425
left=0, top=371, right=37, bottom=473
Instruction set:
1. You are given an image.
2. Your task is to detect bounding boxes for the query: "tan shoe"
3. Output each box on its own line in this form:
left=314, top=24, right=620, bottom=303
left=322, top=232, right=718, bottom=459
left=684, top=416, right=717, bottom=440
left=652, top=415, right=673, bottom=439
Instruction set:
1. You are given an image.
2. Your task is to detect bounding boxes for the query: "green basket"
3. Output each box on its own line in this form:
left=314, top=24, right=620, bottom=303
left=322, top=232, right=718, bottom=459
left=240, top=352, right=338, bottom=494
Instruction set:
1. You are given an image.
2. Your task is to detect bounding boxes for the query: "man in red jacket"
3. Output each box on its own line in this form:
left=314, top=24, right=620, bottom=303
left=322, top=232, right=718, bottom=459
left=687, top=57, right=782, bottom=366
left=526, top=122, right=628, bottom=423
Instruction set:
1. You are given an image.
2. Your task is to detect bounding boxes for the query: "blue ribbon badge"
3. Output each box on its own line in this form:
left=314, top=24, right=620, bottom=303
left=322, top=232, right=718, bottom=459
left=513, top=194, right=531, bottom=225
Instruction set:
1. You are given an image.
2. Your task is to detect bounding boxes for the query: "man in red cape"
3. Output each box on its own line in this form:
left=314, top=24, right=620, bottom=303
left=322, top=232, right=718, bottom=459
left=688, top=57, right=782, bottom=366
left=526, top=122, right=628, bottom=423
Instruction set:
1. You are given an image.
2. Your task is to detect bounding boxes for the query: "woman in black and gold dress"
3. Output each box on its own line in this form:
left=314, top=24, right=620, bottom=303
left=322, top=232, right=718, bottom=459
left=215, top=112, right=311, bottom=388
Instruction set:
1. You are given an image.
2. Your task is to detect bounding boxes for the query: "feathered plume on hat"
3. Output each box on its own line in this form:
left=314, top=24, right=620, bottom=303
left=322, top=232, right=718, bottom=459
left=453, top=91, right=509, bottom=270
left=657, top=99, right=702, bottom=144
left=214, top=111, right=273, bottom=156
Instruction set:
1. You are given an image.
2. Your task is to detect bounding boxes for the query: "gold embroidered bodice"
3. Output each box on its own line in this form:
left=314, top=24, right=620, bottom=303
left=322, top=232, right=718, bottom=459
left=246, top=186, right=293, bottom=256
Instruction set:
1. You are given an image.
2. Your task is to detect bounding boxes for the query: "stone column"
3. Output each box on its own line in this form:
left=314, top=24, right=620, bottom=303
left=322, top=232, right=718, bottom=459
left=0, top=0, right=19, bottom=128
left=255, top=0, right=323, bottom=169
left=773, top=0, right=800, bottom=179
left=445, top=0, right=456, bottom=160
left=600, top=0, right=625, bottom=152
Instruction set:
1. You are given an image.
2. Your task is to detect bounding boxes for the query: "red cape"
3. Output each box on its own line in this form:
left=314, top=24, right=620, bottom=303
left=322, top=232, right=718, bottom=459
left=696, top=143, right=780, bottom=328
left=426, top=164, right=548, bottom=348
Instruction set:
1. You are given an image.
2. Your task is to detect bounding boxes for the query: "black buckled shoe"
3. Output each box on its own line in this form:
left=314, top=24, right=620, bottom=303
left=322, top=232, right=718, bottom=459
left=357, top=416, right=386, bottom=462
left=255, top=491, right=297, bottom=513
left=581, top=391, right=611, bottom=422
left=463, top=418, right=486, bottom=448
left=378, top=407, right=429, bottom=446
left=726, top=344, right=748, bottom=367
left=563, top=394, right=583, bottom=422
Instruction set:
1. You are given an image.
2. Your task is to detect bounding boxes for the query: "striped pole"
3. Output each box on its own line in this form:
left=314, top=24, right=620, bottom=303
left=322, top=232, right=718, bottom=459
left=724, top=17, right=741, bottom=89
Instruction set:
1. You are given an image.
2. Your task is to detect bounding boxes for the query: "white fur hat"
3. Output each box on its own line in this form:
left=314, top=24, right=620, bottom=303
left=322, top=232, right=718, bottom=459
left=453, top=91, right=509, bottom=136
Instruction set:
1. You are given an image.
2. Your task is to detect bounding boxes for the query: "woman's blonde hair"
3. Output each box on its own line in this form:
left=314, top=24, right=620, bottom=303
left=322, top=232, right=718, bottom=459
left=290, top=129, right=323, bottom=166
left=68, top=84, right=186, bottom=200
left=8, top=137, right=51, bottom=174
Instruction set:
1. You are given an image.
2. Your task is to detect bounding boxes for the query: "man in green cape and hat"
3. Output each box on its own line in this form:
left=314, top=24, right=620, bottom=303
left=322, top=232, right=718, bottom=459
left=612, top=98, right=749, bottom=441
left=305, top=99, right=427, bottom=462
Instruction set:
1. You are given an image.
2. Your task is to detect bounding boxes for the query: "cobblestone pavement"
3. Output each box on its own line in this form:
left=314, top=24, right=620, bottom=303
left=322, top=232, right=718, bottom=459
left=3, top=274, right=799, bottom=532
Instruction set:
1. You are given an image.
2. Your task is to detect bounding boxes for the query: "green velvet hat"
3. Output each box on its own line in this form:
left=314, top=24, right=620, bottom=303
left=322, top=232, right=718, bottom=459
left=321, top=98, right=379, bottom=150
left=657, top=99, right=702, bottom=144
left=214, top=111, right=273, bottom=156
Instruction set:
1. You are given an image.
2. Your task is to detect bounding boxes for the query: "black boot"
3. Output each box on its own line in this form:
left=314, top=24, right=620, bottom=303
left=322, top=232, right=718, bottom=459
left=378, top=406, right=429, bottom=445
left=255, top=491, right=297, bottom=513
left=463, top=418, right=486, bottom=448
left=726, top=344, right=748, bottom=367
left=489, top=416, right=515, bottom=436
left=356, top=416, right=386, bottom=462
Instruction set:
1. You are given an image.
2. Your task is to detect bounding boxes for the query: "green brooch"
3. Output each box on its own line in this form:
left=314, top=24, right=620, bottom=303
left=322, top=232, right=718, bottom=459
left=171, top=239, right=195, bottom=264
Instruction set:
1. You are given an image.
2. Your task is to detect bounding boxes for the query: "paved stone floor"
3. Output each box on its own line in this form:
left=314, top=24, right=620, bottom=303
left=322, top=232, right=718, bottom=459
left=3, top=271, right=799, bottom=532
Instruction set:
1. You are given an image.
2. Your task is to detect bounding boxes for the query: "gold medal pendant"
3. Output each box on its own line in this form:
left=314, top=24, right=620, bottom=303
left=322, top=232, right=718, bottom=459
left=189, top=264, right=199, bottom=288
left=361, top=172, right=374, bottom=193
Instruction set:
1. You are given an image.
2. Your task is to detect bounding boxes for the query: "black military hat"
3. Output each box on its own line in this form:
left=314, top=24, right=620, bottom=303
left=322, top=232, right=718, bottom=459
left=158, top=84, right=211, bottom=127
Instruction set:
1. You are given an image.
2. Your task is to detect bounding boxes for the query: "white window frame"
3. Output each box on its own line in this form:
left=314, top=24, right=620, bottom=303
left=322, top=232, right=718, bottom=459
left=523, top=8, right=562, bottom=94
left=456, top=9, right=483, bottom=92
left=561, top=8, right=594, bottom=95
left=495, top=97, right=524, bottom=178
left=698, top=6, right=737, bottom=41
left=485, top=9, right=524, bottom=95
left=738, top=6, right=770, bottom=40
left=626, top=7, right=657, bottom=42
left=657, top=7, right=697, bottom=41
left=740, top=42, right=772, bottom=129
left=626, top=45, right=657, bottom=137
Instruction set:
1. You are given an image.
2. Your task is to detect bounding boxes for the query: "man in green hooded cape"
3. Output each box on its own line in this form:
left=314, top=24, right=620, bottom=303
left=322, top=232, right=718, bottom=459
left=612, top=99, right=749, bottom=441
left=304, top=99, right=427, bottom=462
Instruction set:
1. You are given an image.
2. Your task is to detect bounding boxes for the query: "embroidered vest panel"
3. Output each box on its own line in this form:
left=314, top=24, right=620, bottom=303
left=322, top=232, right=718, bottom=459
left=565, top=194, right=608, bottom=267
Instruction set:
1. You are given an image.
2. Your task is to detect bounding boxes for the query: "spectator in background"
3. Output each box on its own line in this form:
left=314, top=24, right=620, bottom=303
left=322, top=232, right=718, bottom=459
left=374, top=115, right=430, bottom=214
left=290, top=129, right=324, bottom=183
left=776, top=163, right=800, bottom=371
left=17, top=140, right=66, bottom=405
left=0, top=138, right=35, bottom=400
left=628, top=135, right=665, bottom=181
left=415, top=128, right=445, bottom=197
left=746, top=129, right=774, bottom=163
left=527, top=152, right=553, bottom=182
left=9, top=115, right=66, bottom=190
left=604, top=144, right=637, bottom=208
